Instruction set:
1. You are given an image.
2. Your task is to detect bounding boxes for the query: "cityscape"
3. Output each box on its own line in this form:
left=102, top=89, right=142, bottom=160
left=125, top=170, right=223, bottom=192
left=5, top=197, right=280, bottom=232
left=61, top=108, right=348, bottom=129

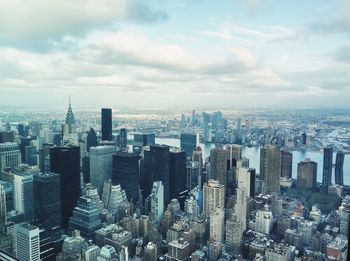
left=1, top=0, right=350, bottom=261
left=0, top=104, right=349, bottom=261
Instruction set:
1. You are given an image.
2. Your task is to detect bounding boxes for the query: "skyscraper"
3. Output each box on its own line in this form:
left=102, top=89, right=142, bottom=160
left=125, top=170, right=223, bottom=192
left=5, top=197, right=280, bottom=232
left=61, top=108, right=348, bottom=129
left=101, top=108, right=112, bottom=141
left=119, top=128, right=127, bottom=149
left=225, top=213, right=243, bottom=254
left=235, top=186, right=247, bottom=231
left=86, top=128, right=98, bottom=152
left=322, top=147, right=333, bottom=194
left=112, top=151, right=141, bottom=203
left=62, top=97, right=78, bottom=145
left=16, top=223, right=40, bottom=261
left=0, top=142, right=21, bottom=171
left=203, top=179, right=225, bottom=218
left=210, top=207, right=224, bottom=243
left=143, top=145, right=170, bottom=205
left=209, top=148, right=227, bottom=187
left=169, top=149, right=187, bottom=201
left=50, top=146, right=81, bottom=228
left=133, top=132, right=155, bottom=146
left=0, top=131, right=14, bottom=143
left=33, top=172, right=61, bottom=229
left=281, top=149, right=293, bottom=179
left=180, top=133, right=197, bottom=158
left=0, top=182, right=7, bottom=229
left=90, top=145, right=115, bottom=195
left=335, top=151, right=345, bottom=186
left=297, top=159, right=317, bottom=190
left=150, top=181, right=164, bottom=224
left=260, top=145, right=281, bottom=194
left=13, top=173, right=34, bottom=222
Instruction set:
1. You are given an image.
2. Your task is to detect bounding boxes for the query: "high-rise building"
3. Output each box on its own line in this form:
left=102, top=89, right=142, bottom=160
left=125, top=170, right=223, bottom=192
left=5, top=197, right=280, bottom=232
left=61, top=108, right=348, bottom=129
left=150, top=181, right=164, bottom=224
left=224, top=144, right=242, bottom=169
left=0, top=131, right=14, bottom=143
left=209, top=207, right=224, bottom=243
left=169, top=149, right=187, bottom=201
left=180, top=133, right=197, bottom=158
left=50, top=146, right=81, bottom=228
left=260, top=145, right=281, bottom=194
left=281, top=150, right=293, bottom=179
left=186, top=161, right=199, bottom=191
left=335, top=151, right=345, bottom=186
left=237, top=168, right=254, bottom=198
left=209, top=148, right=227, bottom=187
left=338, top=202, right=350, bottom=236
left=24, top=145, right=37, bottom=166
left=165, top=238, right=190, bottom=261
left=143, top=145, right=170, bottom=205
left=254, top=205, right=273, bottom=234
left=68, top=196, right=103, bottom=239
left=62, top=98, right=78, bottom=145
left=133, top=132, right=155, bottom=146
left=86, top=128, right=98, bottom=152
left=203, top=179, right=225, bottom=218
left=225, top=213, right=243, bottom=254
left=235, top=186, right=247, bottom=231
left=101, top=108, right=112, bottom=141
left=0, top=142, right=21, bottom=171
left=112, top=151, right=141, bottom=203
left=20, top=137, right=31, bottom=162
left=297, top=159, right=317, bottom=190
left=16, top=223, right=40, bottom=261
left=144, top=242, right=158, bottom=261
left=322, top=147, right=333, bottom=194
left=38, top=143, right=53, bottom=172
left=0, top=182, right=7, bottom=229
left=119, top=128, right=127, bottom=149
left=13, top=173, right=34, bottom=221
left=204, top=123, right=212, bottom=143
left=33, top=172, right=61, bottom=229
left=90, top=146, right=115, bottom=195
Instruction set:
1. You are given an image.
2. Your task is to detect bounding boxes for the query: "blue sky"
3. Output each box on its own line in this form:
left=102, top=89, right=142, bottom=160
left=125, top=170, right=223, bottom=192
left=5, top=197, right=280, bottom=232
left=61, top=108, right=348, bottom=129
left=0, top=0, right=349, bottom=108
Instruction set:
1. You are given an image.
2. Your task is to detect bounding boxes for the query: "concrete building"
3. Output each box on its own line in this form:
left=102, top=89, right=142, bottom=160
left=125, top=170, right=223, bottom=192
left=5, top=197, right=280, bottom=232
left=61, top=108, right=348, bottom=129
left=203, top=179, right=225, bottom=218
left=0, top=142, right=21, bottom=171
left=16, top=223, right=40, bottom=261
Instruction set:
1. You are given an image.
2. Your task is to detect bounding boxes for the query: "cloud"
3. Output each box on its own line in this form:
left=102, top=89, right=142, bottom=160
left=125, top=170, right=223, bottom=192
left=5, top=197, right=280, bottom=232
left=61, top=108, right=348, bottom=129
left=0, top=0, right=167, bottom=47
left=334, top=45, right=350, bottom=63
left=308, top=17, right=350, bottom=36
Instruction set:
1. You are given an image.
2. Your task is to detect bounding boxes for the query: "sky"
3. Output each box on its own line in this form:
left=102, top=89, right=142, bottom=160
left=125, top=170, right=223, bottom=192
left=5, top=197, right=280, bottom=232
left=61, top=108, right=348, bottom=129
left=0, top=0, right=349, bottom=109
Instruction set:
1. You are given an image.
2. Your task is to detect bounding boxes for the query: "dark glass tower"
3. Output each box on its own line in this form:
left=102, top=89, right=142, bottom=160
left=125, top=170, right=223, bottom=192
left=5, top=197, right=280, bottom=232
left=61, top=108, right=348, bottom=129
left=322, top=147, right=333, bottom=194
left=335, top=151, right=345, bottom=186
left=119, top=128, right=127, bottom=149
left=134, top=133, right=155, bottom=146
left=180, top=133, right=197, bottom=158
left=50, top=146, right=81, bottom=228
left=112, top=151, right=141, bottom=203
left=248, top=168, right=256, bottom=198
left=20, top=137, right=32, bottom=161
left=86, top=128, right=97, bottom=152
left=143, top=145, right=170, bottom=205
left=34, top=172, right=61, bottom=229
left=101, top=108, right=112, bottom=141
left=260, top=145, right=281, bottom=194
left=280, top=150, right=292, bottom=179
left=169, top=150, right=187, bottom=202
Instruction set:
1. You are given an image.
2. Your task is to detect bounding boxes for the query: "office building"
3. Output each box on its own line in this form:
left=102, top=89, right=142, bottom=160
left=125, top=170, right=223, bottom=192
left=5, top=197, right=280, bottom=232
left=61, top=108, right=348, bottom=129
left=180, top=133, right=197, bottom=158
left=169, top=149, right=187, bottom=201
left=133, top=132, right=155, bottom=146
left=38, top=143, right=53, bottom=172
left=86, top=128, right=98, bottom=152
left=281, top=150, right=293, bottom=179
left=62, top=98, right=78, bottom=145
left=297, top=159, right=317, bottom=190
left=260, top=145, right=281, bottom=194
left=0, top=182, right=7, bottom=229
left=0, top=142, right=21, bottom=171
left=20, top=137, right=31, bottom=161
left=322, top=147, right=333, bottom=194
left=101, top=108, right=112, bottom=141
left=225, top=213, right=243, bottom=254
left=265, top=243, right=295, bottom=261
left=13, top=173, right=34, bottom=221
left=224, top=144, right=242, bottom=169
left=254, top=205, right=273, bottom=234
left=119, top=128, right=127, bottom=149
left=209, top=148, right=227, bottom=187
left=112, top=151, right=141, bottom=203
left=68, top=196, right=103, bottom=239
left=24, top=145, right=37, bottom=166
left=16, top=223, right=40, bottom=261
left=335, top=151, right=345, bottom=186
left=143, top=145, right=170, bottom=204
left=210, top=207, right=224, bottom=243
left=144, top=242, right=157, bottom=261
left=0, top=131, right=14, bottom=143
left=235, top=186, right=247, bottom=231
left=34, top=172, right=61, bottom=229
left=50, top=146, right=81, bottom=228
left=203, top=179, right=225, bottom=218
left=165, top=238, right=190, bottom=261
left=150, top=181, right=164, bottom=224
left=90, top=145, right=115, bottom=195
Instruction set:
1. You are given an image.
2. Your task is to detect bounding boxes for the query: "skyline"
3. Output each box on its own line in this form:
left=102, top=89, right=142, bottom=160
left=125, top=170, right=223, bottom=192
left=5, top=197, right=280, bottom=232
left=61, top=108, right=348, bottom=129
left=1, top=0, right=350, bottom=108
